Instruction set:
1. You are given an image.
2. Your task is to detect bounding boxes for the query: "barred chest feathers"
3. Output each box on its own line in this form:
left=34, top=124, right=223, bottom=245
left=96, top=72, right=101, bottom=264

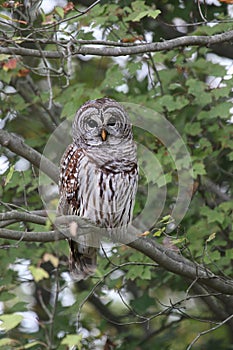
left=60, top=142, right=138, bottom=228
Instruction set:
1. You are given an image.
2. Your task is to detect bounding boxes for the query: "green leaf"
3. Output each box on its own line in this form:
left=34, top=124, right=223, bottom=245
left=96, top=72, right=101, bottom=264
left=226, top=249, right=233, bottom=259
left=130, top=9, right=160, bottom=22
left=184, top=122, right=202, bottom=136
left=212, top=86, right=230, bottom=99
left=29, top=266, right=49, bottom=282
left=5, top=166, right=14, bottom=186
left=0, top=291, right=15, bottom=301
left=212, top=102, right=232, bottom=119
left=128, top=61, right=142, bottom=76
left=131, top=10, right=149, bottom=22
left=147, top=9, right=161, bottom=19
left=172, top=237, right=187, bottom=245
left=55, top=6, right=65, bottom=19
left=125, top=1, right=160, bottom=22
left=126, top=266, right=144, bottom=280
left=160, top=215, right=172, bottom=223
left=197, top=110, right=210, bottom=120
left=61, top=101, right=77, bottom=118
left=204, top=250, right=221, bottom=265
left=61, top=334, right=82, bottom=348
left=8, top=301, right=28, bottom=313
left=101, top=65, right=124, bottom=89
left=157, top=95, right=189, bottom=112
left=0, top=314, right=23, bottom=332
left=131, top=294, right=154, bottom=313
left=141, top=266, right=152, bottom=280
left=219, top=200, right=233, bottom=212
left=0, top=338, right=16, bottom=346
left=191, top=58, right=225, bottom=76
left=186, top=79, right=212, bottom=106
left=153, top=228, right=165, bottom=237
left=125, top=265, right=152, bottom=281
left=193, top=162, right=206, bottom=178
left=22, top=341, right=45, bottom=349
left=227, top=151, right=233, bottom=161
left=202, top=207, right=225, bottom=225
left=0, top=13, right=14, bottom=21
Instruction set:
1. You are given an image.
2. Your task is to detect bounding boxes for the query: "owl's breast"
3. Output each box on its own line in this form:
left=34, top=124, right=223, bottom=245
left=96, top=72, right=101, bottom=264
left=77, top=155, right=138, bottom=228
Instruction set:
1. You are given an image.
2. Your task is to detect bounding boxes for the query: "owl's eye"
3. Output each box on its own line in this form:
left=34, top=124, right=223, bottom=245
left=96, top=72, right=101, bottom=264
left=87, top=119, right=98, bottom=128
left=107, top=117, right=117, bottom=127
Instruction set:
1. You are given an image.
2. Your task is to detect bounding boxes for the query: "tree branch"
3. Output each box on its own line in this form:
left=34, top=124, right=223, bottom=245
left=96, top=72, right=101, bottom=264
left=0, top=229, right=63, bottom=242
left=0, top=210, right=47, bottom=225
left=191, top=283, right=233, bottom=334
left=0, top=129, right=58, bottom=184
left=1, top=226, right=233, bottom=296
left=1, top=135, right=233, bottom=296
left=129, top=238, right=233, bottom=295
left=77, top=280, right=129, bottom=333
left=1, top=30, right=233, bottom=58
left=201, top=177, right=232, bottom=203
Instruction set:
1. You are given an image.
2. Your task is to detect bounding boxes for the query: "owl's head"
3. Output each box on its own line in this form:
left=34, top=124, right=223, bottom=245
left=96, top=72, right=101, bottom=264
left=72, top=98, right=133, bottom=147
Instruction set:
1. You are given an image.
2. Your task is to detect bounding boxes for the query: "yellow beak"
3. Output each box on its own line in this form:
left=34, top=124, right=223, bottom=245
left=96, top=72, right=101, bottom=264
left=101, top=128, right=107, bottom=141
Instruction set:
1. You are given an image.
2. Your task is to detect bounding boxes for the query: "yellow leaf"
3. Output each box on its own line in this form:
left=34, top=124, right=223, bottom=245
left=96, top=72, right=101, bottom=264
left=43, top=253, right=59, bottom=268
left=206, top=232, right=216, bottom=243
left=0, top=314, right=23, bottom=332
left=29, top=266, right=49, bottom=282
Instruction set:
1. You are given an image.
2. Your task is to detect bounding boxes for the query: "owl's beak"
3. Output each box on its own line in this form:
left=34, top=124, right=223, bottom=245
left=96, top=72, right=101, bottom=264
left=101, top=128, right=107, bottom=141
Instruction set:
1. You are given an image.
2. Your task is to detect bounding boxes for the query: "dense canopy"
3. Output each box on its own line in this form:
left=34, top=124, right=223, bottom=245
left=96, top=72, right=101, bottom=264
left=0, top=1, right=233, bottom=349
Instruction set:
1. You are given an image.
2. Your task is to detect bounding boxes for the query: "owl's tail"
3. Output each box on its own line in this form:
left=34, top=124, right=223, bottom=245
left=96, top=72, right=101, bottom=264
left=69, top=239, right=97, bottom=281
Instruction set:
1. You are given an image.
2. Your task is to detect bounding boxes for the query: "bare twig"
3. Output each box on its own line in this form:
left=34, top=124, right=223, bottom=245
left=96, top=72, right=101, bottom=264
left=187, top=313, right=233, bottom=350
left=197, top=0, right=208, bottom=23
left=77, top=280, right=128, bottom=331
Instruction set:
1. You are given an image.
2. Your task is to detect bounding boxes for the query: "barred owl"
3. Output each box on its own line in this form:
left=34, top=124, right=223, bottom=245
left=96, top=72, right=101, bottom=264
left=58, top=98, right=138, bottom=280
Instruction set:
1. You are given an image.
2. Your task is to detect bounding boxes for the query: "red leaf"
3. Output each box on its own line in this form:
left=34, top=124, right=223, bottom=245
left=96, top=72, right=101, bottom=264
left=121, top=36, right=143, bottom=43
left=2, top=58, right=18, bottom=71
left=2, top=1, right=21, bottom=8
left=63, top=2, right=74, bottom=14
left=17, top=68, right=30, bottom=77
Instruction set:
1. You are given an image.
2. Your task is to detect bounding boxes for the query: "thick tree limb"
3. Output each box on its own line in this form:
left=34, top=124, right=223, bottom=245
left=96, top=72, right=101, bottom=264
left=129, top=238, right=233, bottom=295
left=0, top=129, right=58, bottom=184
left=201, top=177, right=231, bottom=202
left=1, top=30, right=233, bottom=58
left=1, top=226, right=233, bottom=296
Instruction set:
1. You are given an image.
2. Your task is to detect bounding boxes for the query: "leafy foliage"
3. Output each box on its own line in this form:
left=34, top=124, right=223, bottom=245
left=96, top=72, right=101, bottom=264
left=0, top=0, right=233, bottom=349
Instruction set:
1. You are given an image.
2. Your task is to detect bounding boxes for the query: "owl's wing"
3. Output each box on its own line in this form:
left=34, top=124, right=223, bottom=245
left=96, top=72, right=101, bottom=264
left=58, top=143, right=81, bottom=215
left=57, top=143, right=97, bottom=281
